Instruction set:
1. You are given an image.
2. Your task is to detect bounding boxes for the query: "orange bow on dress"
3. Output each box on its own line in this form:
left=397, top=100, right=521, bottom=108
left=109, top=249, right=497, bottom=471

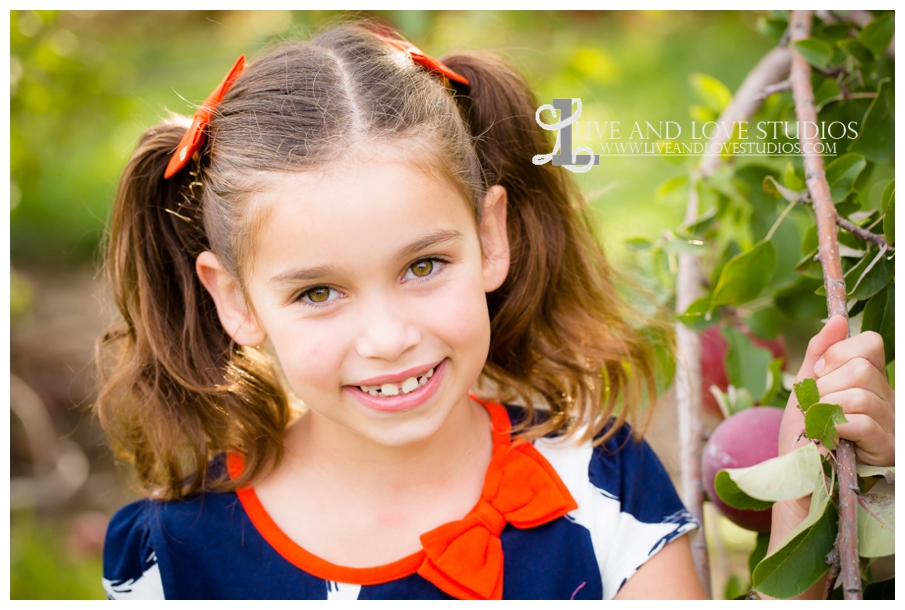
left=416, top=401, right=578, bottom=600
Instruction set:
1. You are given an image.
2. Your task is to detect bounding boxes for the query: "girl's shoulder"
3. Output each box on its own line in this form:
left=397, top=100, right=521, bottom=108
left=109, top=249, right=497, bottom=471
left=102, top=455, right=247, bottom=600
left=506, top=403, right=697, bottom=596
left=507, top=403, right=688, bottom=522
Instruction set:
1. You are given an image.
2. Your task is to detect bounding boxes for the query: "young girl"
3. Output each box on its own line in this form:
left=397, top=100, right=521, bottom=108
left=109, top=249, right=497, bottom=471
left=97, top=24, right=894, bottom=600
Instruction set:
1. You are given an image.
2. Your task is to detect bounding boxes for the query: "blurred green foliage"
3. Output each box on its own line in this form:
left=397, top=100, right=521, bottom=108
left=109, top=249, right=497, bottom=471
left=10, top=514, right=105, bottom=600
left=10, top=10, right=773, bottom=266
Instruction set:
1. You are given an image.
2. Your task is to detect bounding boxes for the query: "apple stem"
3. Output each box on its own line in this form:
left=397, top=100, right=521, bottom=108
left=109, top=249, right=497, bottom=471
left=789, top=10, right=861, bottom=600
left=675, top=45, right=793, bottom=598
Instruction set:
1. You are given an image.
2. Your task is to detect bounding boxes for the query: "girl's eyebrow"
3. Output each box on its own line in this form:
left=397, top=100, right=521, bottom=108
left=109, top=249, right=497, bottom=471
left=268, top=229, right=464, bottom=285
left=269, top=264, right=339, bottom=285
left=393, top=229, right=464, bottom=261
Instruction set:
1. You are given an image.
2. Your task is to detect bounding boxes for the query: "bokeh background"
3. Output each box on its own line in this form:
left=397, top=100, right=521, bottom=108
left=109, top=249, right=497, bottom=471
left=11, top=10, right=781, bottom=599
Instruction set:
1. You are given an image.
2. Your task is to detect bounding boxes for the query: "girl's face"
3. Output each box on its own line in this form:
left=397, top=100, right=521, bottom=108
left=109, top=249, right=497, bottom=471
left=198, top=151, right=509, bottom=449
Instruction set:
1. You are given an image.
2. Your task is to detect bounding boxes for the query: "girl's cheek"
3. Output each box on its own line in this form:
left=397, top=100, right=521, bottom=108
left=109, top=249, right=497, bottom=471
left=429, top=279, right=492, bottom=346
left=271, top=319, right=348, bottom=386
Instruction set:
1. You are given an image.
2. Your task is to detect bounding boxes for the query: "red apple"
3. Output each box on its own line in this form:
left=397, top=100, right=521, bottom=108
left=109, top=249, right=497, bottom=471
left=702, top=406, right=784, bottom=532
left=700, top=325, right=787, bottom=420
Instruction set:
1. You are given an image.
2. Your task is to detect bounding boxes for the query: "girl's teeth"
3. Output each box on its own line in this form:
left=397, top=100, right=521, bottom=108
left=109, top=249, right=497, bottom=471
left=359, top=366, right=437, bottom=396
left=401, top=377, right=419, bottom=393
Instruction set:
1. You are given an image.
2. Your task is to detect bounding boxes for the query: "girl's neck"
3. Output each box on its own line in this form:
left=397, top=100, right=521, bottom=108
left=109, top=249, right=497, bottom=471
left=250, top=395, right=495, bottom=567
left=280, top=395, right=493, bottom=498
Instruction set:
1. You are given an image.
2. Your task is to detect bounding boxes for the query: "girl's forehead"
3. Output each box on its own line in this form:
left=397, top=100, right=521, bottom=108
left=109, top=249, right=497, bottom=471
left=258, top=158, right=469, bottom=221
left=248, top=158, right=477, bottom=278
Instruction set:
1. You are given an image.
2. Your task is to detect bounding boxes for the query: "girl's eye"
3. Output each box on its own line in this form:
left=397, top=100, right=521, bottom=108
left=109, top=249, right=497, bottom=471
left=403, top=257, right=446, bottom=282
left=411, top=260, right=433, bottom=277
left=296, top=286, right=341, bottom=307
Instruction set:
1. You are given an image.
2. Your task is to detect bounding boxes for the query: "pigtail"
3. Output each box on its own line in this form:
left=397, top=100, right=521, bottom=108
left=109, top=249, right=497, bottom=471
left=443, top=52, right=663, bottom=444
left=96, top=118, right=289, bottom=499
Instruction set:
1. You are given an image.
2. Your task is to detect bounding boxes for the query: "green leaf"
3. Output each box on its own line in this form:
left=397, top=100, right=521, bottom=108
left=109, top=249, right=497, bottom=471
left=762, top=175, right=805, bottom=203
left=883, top=188, right=894, bottom=246
left=677, top=295, right=717, bottom=330
left=862, top=284, right=895, bottom=364
left=838, top=37, right=874, bottom=65
left=820, top=24, right=853, bottom=43
left=858, top=486, right=895, bottom=557
left=863, top=578, right=896, bottom=600
left=794, top=38, right=835, bottom=69
left=749, top=532, right=770, bottom=576
left=624, top=237, right=653, bottom=251
left=757, top=16, right=788, bottom=41
left=744, top=308, right=783, bottom=343
left=714, top=471, right=774, bottom=510
left=804, top=402, right=848, bottom=449
left=689, top=73, right=732, bottom=113
left=716, top=442, right=821, bottom=508
left=656, top=175, right=689, bottom=203
left=880, top=180, right=895, bottom=214
left=724, top=326, right=773, bottom=399
left=860, top=14, right=895, bottom=57
left=783, top=162, right=804, bottom=191
left=795, top=248, right=824, bottom=279
left=856, top=464, right=895, bottom=482
left=713, top=385, right=755, bottom=418
left=759, top=357, right=786, bottom=407
left=724, top=574, right=749, bottom=601
left=662, top=237, right=705, bottom=255
left=824, top=153, right=866, bottom=202
left=835, top=192, right=862, bottom=217
left=801, top=225, right=818, bottom=256
left=846, top=247, right=892, bottom=301
left=753, top=485, right=836, bottom=598
left=849, top=79, right=894, bottom=163
left=793, top=378, right=820, bottom=411
left=814, top=77, right=841, bottom=108
left=775, top=277, right=827, bottom=320
left=710, top=241, right=777, bottom=308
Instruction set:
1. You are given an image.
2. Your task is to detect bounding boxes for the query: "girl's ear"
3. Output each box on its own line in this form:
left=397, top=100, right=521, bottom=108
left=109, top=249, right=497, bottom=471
left=196, top=251, right=268, bottom=347
left=479, top=185, right=510, bottom=293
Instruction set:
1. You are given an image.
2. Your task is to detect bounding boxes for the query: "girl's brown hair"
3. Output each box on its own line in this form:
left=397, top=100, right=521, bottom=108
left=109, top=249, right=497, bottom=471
left=97, top=23, right=665, bottom=500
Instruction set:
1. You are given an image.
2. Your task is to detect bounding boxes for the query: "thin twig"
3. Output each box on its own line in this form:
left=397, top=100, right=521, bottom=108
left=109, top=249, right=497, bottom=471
left=789, top=10, right=862, bottom=600
left=764, top=199, right=798, bottom=242
left=800, top=193, right=894, bottom=251
left=815, top=66, right=847, bottom=78
left=674, top=44, right=792, bottom=599
left=823, top=548, right=841, bottom=599
left=755, top=79, right=791, bottom=101
left=835, top=214, right=894, bottom=252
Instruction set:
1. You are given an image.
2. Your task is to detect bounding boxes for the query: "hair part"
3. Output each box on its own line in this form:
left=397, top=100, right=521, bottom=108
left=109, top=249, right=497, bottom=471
left=97, top=23, right=667, bottom=500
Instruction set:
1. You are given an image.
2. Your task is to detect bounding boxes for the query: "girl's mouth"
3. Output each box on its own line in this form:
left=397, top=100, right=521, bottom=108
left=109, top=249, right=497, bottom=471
left=346, top=359, right=446, bottom=413
left=357, top=366, right=435, bottom=397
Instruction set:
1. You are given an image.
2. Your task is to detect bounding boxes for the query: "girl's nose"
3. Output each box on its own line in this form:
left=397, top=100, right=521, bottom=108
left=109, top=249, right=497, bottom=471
left=354, top=294, right=421, bottom=362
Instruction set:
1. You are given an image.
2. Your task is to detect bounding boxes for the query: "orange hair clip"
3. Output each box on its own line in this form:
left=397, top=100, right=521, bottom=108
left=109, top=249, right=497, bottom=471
left=164, top=55, right=246, bottom=179
left=378, top=35, right=469, bottom=86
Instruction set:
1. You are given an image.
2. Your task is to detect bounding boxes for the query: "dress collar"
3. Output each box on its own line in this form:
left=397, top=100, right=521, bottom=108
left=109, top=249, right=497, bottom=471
left=227, top=396, right=576, bottom=599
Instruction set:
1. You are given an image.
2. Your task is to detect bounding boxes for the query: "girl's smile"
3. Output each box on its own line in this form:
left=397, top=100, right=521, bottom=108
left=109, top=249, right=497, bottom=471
left=346, top=358, right=446, bottom=413
left=197, top=147, right=509, bottom=451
